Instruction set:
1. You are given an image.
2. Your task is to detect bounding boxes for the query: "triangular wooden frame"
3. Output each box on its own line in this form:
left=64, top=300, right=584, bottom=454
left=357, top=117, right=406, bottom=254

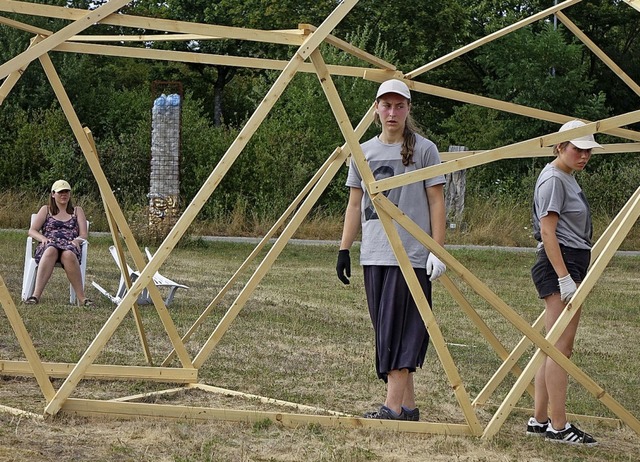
left=1, top=0, right=639, bottom=438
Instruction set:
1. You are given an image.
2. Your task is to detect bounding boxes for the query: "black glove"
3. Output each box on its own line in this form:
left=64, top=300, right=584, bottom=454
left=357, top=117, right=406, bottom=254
left=336, top=249, right=351, bottom=285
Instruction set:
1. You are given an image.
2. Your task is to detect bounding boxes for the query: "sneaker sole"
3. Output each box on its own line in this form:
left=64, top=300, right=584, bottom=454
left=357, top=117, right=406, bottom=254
left=545, top=438, right=598, bottom=447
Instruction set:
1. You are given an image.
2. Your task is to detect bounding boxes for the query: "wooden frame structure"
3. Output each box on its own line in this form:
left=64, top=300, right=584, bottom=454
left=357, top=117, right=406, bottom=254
left=1, top=0, right=639, bottom=438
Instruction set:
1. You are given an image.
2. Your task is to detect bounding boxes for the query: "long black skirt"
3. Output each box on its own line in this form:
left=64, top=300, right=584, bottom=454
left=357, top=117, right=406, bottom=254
left=363, top=265, right=432, bottom=382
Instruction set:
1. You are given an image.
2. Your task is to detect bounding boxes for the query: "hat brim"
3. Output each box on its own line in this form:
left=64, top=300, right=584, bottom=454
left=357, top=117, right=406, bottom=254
left=570, top=140, right=603, bottom=150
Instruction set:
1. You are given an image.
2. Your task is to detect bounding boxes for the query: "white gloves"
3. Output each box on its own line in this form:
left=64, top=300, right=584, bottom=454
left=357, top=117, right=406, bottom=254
left=426, top=253, right=446, bottom=282
left=558, top=274, right=577, bottom=303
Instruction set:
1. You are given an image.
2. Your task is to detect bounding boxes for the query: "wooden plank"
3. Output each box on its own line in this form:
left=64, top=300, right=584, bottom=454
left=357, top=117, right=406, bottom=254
left=406, top=0, right=582, bottom=78
left=439, top=143, right=640, bottom=161
left=38, top=52, right=193, bottom=416
left=591, top=186, right=640, bottom=262
left=299, top=23, right=396, bottom=70
left=0, top=0, right=304, bottom=46
left=189, top=383, right=351, bottom=416
left=0, top=35, right=42, bottom=106
left=374, top=200, right=483, bottom=436
left=0, top=404, right=44, bottom=420
left=84, top=128, right=153, bottom=365
left=370, top=111, right=640, bottom=194
left=293, top=0, right=358, bottom=61
left=0, top=278, right=56, bottom=401
left=369, top=193, right=634, bottom=437
left=53, top=41, right=391, bottom=79
left=364, top=74, right=640, bottom=143
left=0, top=360, right=197, bottom=382
left=0, top=12, right=50, bottom=35
left=473, top=313, right=544, bottom=406
left=439, top=275, right=536, bottom=402
left=483, top=188, right=640, bottom=438
left=162, top=147, right=345, bottom=365
left=60, top=399, right=475, bottom=435
left=623, top=0, right=640, bottom=13
left=0, top=0, right=131, bottom=79
left=557, top=12, right=640, bottom=97
left=40, top=56, right=194, bottom=371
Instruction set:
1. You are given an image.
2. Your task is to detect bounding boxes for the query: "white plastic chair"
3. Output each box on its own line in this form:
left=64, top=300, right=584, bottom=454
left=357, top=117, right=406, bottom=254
left=92, top=245, right=188, bottom=306
left=21, top=214, right=89, bottom=305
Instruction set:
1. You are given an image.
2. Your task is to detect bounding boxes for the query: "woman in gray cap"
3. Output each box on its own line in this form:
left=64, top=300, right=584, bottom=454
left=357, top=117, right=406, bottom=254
left=527, top=120, right=602, bottom=446
left=336, top=79, right=446, bottom=420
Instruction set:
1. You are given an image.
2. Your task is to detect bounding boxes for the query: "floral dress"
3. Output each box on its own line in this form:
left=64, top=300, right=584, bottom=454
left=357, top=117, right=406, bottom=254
left=34, top=212, right=81, bottom=264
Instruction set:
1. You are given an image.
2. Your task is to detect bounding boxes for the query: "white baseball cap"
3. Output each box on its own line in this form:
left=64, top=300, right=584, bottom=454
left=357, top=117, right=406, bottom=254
left=376, top=79, right=411, bottom=100
left=558, top=120, right=603, bottom=150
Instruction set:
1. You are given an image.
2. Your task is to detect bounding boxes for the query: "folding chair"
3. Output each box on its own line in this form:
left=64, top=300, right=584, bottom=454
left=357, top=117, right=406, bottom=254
left=21, top=214, right=89, bottom=305
left=92, top=245, right=188, bottom=306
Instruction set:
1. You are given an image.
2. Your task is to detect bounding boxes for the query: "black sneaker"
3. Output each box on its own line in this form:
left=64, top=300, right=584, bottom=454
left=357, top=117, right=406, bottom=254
left=526, top=417, right=548, bottom=436
left=545, top=423, right=598, bottom=446
left=363, top=405, right=404, bottom=420
left=402, top=407, right=420, bottom=422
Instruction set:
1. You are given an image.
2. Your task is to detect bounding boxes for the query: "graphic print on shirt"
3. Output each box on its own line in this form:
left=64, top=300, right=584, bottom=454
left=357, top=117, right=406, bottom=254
left=363, top=161, right=403, bottom=221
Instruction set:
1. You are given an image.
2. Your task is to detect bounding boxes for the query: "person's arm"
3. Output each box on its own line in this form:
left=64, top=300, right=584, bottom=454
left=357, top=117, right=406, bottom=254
left=336, top=187, right=363, bottom=285
left=426, top=183, right=446, bottom=247
left=72, top=207, right=88, bottom=248
left=28, top=206, right=49, bottom=245
left=339, top=187, right=363, bottom=251
left=539, top=212, right=568, bottom=278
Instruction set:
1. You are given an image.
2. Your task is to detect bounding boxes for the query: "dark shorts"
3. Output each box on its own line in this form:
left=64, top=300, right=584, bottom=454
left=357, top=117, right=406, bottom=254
left=531, top=246, right=590, bottom=299
left=363, top=265, right=432, bottom=382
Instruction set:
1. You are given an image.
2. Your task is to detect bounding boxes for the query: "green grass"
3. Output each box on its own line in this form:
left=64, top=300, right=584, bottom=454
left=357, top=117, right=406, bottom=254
left=0, top=230, right=639, bottom=461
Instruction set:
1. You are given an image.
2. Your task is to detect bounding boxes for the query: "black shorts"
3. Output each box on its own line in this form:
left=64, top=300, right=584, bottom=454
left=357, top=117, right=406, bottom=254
left=531, top=246, right=590, bottom=299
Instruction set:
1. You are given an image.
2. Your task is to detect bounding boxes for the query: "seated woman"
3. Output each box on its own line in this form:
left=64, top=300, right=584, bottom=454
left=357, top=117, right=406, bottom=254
left=25, top=180, right=94, bottom=306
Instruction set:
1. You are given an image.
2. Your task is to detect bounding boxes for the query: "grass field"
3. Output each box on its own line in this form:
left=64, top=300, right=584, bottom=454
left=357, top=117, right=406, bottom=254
left=1, top=230, right=639, bottom=461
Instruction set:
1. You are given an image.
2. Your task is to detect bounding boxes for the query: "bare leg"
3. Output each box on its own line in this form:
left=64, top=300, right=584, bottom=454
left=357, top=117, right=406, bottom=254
left=402, top=372, right=416, bottom=410
left=32, top=247, right=59, bottom=300
left=60, top=250, right=87, bottom=303
left=384, top=368, right=409, bottom=415
left=535, top=292, right=581, bottom=429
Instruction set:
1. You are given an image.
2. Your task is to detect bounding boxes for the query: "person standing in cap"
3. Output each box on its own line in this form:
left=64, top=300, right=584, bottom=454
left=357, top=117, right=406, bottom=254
left=25, top=180, right=94, bottom=306
left=336, top=79, right=446, bottom=420
left=527, top=120, right=602, bottom=445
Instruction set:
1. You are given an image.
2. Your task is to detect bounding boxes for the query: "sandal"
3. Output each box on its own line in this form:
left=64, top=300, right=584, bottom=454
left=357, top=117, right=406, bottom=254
left=25, top=296, right=39, bottom=305
left=81, top=298, right=95, bottom=307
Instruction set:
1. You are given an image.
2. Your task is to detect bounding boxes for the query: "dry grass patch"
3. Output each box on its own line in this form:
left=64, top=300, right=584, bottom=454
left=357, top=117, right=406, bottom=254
left=1, top=232, right=639, bottom=461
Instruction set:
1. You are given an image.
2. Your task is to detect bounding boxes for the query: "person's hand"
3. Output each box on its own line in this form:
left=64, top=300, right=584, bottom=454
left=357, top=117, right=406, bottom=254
left=558, top=274, right=577, bottom=303
left=426, top=253, right=446, bottom=281
left=336, top=249, right=351, bottom=285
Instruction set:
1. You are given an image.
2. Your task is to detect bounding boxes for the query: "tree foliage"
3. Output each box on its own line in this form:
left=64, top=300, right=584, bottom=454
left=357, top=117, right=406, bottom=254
left=1, top=0, right=638, bottom=223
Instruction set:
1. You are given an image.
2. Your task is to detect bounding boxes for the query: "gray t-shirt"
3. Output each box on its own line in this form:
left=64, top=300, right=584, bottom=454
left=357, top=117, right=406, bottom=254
left=346, top=134, right=445, bottom=267
left=532, top=163, right=592, bottom=250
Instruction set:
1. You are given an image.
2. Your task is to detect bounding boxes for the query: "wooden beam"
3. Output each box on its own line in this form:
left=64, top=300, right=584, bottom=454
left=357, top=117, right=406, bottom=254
left=83, top=128, right=153, bottom=365
left=557, top=11, right=640, bottom=97
left=375, top=201, right=483, bottom=436
left=483, top=187, right=640, bottom=438
left=60, top=398, right=475, bottom=435
left=0, top=360, right=197, bottom=382
left=364, top=74, right=640, bottom=143
left=0, top=0, right=304, bottom=46
left=0, top=34, right=42, bottom=106
left=189, top=383, right=351, bottom=416
left=0, top=0, right=131, bottom=79
left=53, top=41, right=392, bottom=79
left=0, top=277, right=56, bottom=401
left=406, top=0, right=583, bottom=78
left=623, top=0, right=640, bottom=13
left=370, top=111, right=640, bottom=194
left=299, top=23, right=396, bottom=71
